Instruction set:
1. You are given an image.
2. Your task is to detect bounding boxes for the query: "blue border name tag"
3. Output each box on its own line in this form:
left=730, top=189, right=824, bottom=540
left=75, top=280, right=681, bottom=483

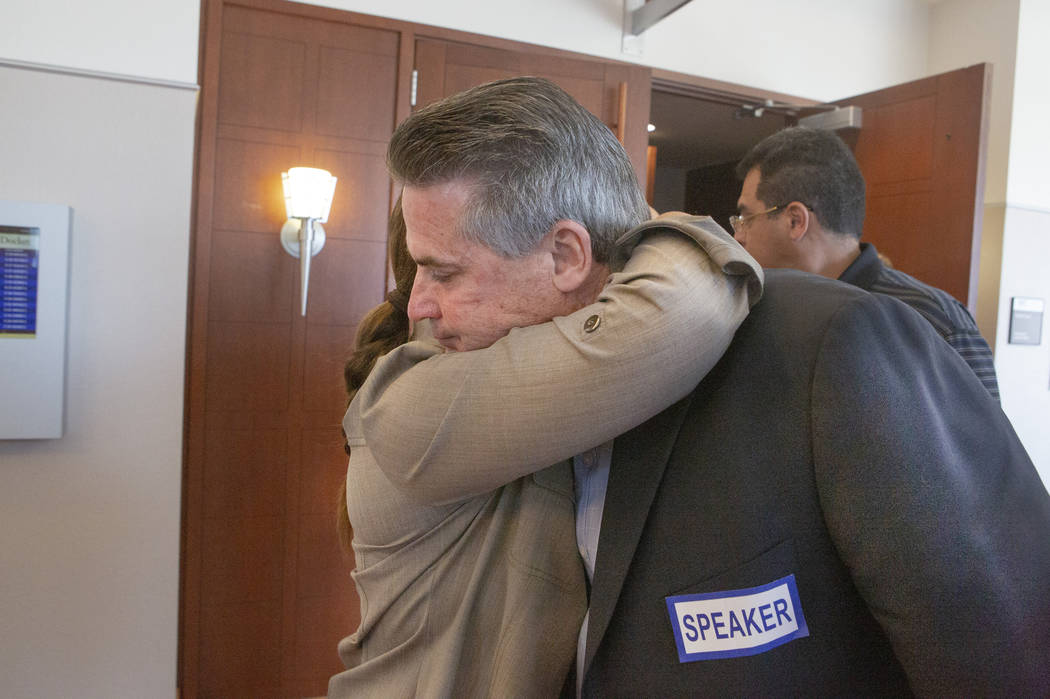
left=665, top=574, right=809, bottom=663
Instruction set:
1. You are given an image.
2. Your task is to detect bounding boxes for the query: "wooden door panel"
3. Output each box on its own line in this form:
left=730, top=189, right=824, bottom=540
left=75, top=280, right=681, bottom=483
left=316, top=46, right=399, bottom=141
left=293, top=594, right=360, bottom=683
left=413, top=38, right=448, bottom=107
left=201, top=515, right=285, bottom=604
left=213, top=138, right=302, bottom=234
left=297, top=512, right=352, bottom=598
left=199, top=600, right=283, bottom=697
left=302, top=238, right=387, bottom=325
left=202, top=427, right=287, bottom=520
left=417, top=37, right=608, bottom=123
left=218, top=31, right=307, bottom=131
left=444, top=64, right=517, bottom=96
left=302, top=323, right=359, bottom=415
left=207, top=231, right=294, bottom=321
left=413, top=37, right=651, bottom=185
left=185, top=2, right=405, bottom=694
left=855, top=96, right=936, bottom=184
left=313, top=145, right=390, bottom=241
left=520, top=57, right=606, bottom=119
left=429, top=41, right=523, bottom=95
left=440, top=41, right=525, bottom=73
left=299, top=427, right=354, bottom=515
left=186, top=4, right=655, bottom=696
left=527, top=50, right=607, bottom=80
left=545, top=74, right=605, bottom=116
left=204, top=321, right=292, bottom=411
left=837, top=63, right=989, bottom=308
left=930, top=66, right=988, bottom=310
left=865, top=190, right=934, bottom=279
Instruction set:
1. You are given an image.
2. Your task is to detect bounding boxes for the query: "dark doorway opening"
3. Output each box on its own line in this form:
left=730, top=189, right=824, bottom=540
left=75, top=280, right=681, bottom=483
left=647, top=78, right=799, bottom=230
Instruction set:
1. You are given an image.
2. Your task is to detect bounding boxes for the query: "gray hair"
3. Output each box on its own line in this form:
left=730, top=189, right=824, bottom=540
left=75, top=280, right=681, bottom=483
left=387, top=76, right=649, bottom=263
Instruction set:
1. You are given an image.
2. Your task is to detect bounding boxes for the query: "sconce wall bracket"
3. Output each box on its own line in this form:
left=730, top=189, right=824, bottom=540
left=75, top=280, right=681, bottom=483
left=279, top=166, right=336, bottom=316
left=280, top=217, right=326, bottom=316
left=280, top=217, right=326, bottom=259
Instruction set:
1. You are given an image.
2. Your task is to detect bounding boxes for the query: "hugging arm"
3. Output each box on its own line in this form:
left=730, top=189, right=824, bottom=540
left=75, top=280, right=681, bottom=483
left=356, top=215, right=763, bottom=504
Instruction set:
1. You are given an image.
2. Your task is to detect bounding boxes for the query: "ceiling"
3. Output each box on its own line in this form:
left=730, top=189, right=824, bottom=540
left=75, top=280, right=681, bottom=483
left=647, top=88, right=792, bottom=170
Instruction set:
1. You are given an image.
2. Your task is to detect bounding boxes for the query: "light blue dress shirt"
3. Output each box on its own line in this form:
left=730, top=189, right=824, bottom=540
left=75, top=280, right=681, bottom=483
left=573, top=440, right=613, bottom=696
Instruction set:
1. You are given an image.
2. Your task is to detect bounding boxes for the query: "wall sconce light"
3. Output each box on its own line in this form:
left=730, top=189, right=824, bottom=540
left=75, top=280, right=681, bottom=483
left=280, top=167, right=337, bottom=316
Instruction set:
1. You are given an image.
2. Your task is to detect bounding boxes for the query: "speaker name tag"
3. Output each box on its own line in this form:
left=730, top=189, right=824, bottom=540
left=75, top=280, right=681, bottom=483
left=665, top=574, right=809, bottom=662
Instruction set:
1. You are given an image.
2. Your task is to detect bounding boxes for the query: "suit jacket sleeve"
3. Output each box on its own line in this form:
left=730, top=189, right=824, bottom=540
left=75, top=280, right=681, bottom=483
left=353, top=215, right=762, bottom=505
left=810, top=292, right=1050, bottom=695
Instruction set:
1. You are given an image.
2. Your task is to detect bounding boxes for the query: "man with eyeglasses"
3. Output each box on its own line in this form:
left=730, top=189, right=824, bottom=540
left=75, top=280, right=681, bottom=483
left=732, top=126, right=1000, bottom=399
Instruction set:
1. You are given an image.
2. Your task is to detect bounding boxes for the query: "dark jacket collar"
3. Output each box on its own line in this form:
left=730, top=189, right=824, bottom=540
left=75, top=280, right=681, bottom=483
left=837, top=242, right=882, bottom=291
left=583, top=394, right=695, bottom=678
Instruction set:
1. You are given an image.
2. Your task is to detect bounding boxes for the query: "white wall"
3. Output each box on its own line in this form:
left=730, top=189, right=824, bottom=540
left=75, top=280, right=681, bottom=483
left=4, top=0, right=928, bottom=99
left=641, top=0, right=930, bottom=100
left=926, top=0, right=1049, bottom=485
left=0, top=65, right=195, bottom=698
left=318, top=0, right=931, bottom=102
left=929, top=0, right=1018, bottom=205
left=996, top=206, right=1050, bottom=482
left=4, top=2, right=195, bottom=695
left=1, top=0, right=198, bottom=83
left=928, top=0, right=1019, bottom=350
left=312, top=0, right=629, bottom=64
left=1005, top=0, right=1050, bottom=211
left=995, top=0, right=1050, bottom=483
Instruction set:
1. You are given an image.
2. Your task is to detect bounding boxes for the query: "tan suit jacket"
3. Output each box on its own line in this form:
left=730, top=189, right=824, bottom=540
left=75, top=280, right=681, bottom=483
left=329, top=216, right=763, bottom=698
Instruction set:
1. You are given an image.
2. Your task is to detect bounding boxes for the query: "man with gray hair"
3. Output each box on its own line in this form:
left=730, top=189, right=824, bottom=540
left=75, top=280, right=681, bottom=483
left=387, top=76, right=649, bottom=272
left=335, top=77, right=1050, bottom=697
left=732, top=125, right=1000, bottom=398
left=330, top=77, right=761, bottom=696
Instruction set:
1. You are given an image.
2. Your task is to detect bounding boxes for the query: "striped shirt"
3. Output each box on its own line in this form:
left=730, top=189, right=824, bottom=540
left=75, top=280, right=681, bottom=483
left=839, top=243, right=1000, bottom=399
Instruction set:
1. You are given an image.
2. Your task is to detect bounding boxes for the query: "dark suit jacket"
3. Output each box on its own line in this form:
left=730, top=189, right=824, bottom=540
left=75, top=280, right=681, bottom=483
left=582, top=270, right=1050, bottom=696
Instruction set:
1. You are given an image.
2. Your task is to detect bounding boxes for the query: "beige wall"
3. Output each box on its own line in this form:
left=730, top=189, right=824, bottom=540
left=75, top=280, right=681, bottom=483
left=996, top=0, right=1050, bottom=483
left=1, top=0, right=198, bottom=82
left=996, top=205, right=1050, bottom=480
left=927, top=0, right=1050, bottom=485
left=928, top=0, right=1019, bottom=348
left=929, top=0, right=1018, bottom=204
left=0, top=64, right=195, bottom=698
left=316, top=0, right=932, bottom=100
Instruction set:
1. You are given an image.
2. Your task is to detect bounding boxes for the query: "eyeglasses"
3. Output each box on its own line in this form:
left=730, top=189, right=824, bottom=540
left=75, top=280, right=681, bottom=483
left=729, top=202, right=813, bottom=234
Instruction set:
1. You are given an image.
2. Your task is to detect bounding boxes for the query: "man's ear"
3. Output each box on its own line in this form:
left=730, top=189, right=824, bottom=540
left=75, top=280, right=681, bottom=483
left=786, top=201, right=812, bottom=242
left=547, top=219, right=593, bottom=293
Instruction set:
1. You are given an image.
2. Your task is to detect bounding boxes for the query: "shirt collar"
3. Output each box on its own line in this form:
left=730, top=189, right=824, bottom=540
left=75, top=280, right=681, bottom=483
left=837, top=242, right=883, bottom=290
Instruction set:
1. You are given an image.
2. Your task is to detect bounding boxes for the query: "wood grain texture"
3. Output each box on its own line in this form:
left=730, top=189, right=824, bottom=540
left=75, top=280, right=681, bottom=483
left=183, top=2, right=657, bottom=696
left=839, top=63, right=989, bottom=308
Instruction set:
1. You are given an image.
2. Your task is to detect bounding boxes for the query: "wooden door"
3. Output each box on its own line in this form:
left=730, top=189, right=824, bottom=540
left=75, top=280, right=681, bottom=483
left=835, top=63, right=990, bottom=310
left=183, top=5, right=657, bottom=697
left=181, top=2, right=406, bottom=696
left=413, top=37, right=652, bottom=187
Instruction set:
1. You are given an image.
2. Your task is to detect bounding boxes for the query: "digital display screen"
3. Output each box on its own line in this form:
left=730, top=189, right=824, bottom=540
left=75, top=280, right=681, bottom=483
left=0, top=225, right=40, bottom=338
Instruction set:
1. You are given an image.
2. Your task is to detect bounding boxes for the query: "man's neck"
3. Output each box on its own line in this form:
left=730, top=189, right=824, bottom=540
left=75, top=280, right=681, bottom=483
left=575, top=262, right=612, bottom=308
left=805, top=231, right=862, bottom=280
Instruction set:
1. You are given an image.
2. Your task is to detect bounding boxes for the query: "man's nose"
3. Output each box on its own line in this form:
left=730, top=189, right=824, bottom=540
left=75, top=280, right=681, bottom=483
left=407, top=276, right=438, bottom=322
